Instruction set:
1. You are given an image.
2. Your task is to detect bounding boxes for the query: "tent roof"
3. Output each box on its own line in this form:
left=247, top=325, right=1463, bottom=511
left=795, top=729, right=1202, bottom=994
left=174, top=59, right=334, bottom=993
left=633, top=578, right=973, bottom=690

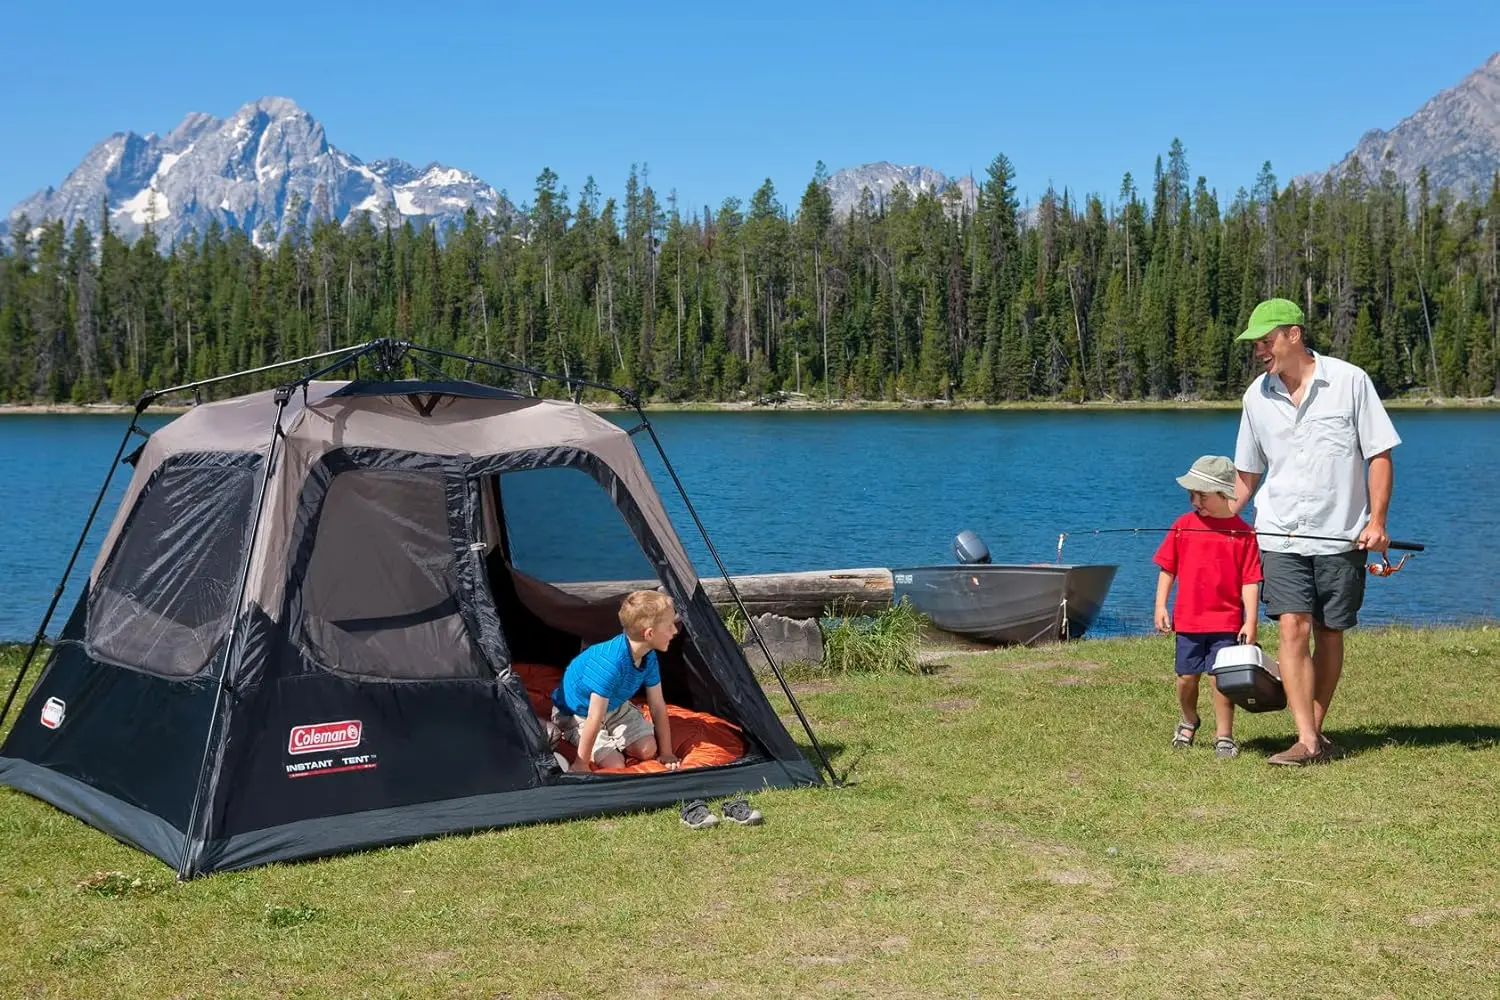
left=96, top=379, right=696, bottom=591
left=141, top=380, right=617, bottom=459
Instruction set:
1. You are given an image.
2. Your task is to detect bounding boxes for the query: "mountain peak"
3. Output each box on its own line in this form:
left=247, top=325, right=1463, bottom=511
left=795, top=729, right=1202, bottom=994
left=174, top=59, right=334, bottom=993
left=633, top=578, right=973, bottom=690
left=241, top=96, right=305, bottom=119
left=824, top=162, right=977, bottom=218
left=5, top=99, right=510, bottom=246
left=162, top=111, right=221, bottom=153
left=1308, top=50, right=1500, bottom=196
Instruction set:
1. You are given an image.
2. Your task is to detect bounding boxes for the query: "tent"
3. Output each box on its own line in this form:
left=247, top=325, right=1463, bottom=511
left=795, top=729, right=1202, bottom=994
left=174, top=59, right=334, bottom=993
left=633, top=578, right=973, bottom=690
left=0, top=342, right=830, bottom=878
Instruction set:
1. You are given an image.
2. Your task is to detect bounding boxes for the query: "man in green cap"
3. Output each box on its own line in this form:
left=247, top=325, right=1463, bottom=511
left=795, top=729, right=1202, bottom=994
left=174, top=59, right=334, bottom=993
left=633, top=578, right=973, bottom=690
left=1230, top=298, right=1401, bottom=766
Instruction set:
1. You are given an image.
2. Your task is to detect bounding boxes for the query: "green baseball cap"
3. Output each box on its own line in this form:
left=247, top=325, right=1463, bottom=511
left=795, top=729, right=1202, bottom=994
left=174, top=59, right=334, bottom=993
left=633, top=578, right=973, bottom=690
left=1237, top=298, right=1304, bottom=341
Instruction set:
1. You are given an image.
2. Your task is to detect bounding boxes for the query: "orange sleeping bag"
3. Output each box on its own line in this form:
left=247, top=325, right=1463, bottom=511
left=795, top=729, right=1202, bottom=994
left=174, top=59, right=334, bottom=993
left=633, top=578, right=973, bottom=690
left=512, top=662, right=744, bottom=774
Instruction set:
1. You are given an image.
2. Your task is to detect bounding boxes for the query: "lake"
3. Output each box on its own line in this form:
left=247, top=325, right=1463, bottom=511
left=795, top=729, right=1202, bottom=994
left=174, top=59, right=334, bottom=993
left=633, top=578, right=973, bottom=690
left=1, top=408, right=1494, bottom=643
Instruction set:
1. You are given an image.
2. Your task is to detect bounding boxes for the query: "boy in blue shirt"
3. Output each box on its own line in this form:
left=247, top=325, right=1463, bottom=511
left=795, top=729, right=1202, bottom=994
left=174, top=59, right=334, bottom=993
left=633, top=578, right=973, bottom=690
left=552, top=590, right=681, bottom=773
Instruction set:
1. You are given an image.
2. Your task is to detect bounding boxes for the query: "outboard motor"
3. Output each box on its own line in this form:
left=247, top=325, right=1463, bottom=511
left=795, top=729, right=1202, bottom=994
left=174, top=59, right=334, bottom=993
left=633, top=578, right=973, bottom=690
left=953, top=530, right=992, bottom=565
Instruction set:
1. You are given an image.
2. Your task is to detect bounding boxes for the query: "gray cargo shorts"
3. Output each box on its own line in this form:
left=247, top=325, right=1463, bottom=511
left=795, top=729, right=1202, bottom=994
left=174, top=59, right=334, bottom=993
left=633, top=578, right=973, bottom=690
left=1261, top=549, right=1367, bottom=631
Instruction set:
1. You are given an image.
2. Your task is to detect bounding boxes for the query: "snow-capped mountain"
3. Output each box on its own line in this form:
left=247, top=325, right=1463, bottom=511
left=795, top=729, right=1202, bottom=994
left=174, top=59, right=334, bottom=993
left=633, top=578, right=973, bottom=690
left=824, top=162, right=978, bottom=218
left=3, top=97, right=508, bottom=246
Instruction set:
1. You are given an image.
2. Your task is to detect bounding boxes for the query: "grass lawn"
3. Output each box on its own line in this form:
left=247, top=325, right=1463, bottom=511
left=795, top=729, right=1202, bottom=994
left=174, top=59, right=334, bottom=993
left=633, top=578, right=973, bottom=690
left=2, top=626, right=1498, bottom=999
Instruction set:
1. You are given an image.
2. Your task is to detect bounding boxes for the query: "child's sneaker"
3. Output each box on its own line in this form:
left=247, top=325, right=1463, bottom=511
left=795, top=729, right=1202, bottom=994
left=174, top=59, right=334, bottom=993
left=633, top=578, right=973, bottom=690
left=720, top=797, right=763, bottom=826
left=1214, top=736, right=1239, bottom=759
left=679, top=799, right=719, bottom=830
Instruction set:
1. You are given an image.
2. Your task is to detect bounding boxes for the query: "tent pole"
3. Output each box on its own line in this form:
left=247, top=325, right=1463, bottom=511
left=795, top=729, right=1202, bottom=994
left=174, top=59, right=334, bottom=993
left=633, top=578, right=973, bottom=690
left=631, top=408, right=842, bottom=787
left=401, top=342, right=636, bottom=403
left=177, top=390, right=291, bottom=879
left=142, top=342, right=376, bottom=403
left=0, top=413, right=146, bottom=735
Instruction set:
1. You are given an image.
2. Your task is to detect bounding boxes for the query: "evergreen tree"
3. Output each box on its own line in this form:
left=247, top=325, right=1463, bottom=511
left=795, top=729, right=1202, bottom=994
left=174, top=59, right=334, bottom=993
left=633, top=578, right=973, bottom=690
left=0, top=146, right=1493, bottom=405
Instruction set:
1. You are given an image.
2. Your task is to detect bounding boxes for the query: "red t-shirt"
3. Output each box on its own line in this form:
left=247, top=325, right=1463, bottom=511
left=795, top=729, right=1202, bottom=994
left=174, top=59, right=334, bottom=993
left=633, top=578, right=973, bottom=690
left=1152, top=511, right=1264, bottom=634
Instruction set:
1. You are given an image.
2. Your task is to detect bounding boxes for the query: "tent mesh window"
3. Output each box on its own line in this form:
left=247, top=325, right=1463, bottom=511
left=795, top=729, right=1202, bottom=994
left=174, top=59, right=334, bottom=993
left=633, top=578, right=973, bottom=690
left=89, top=459, right=259, bottom=677
left=499, top=466, right=661, bottom=585
left=299, top=468, right=486, bottom=680
left=486, top=465, right=669, bottom=656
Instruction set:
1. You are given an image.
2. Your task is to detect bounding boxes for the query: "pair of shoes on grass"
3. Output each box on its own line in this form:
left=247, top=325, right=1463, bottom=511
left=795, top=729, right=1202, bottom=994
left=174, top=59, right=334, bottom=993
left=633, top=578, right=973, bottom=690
left=679, top=797, right=763, bottom=830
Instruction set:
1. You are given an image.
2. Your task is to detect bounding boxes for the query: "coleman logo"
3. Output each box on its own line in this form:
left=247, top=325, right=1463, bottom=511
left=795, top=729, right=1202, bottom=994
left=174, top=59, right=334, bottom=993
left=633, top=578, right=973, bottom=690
left=39, top=697, right=66, bottom=730
left=288, top=720, right=362, bottom=755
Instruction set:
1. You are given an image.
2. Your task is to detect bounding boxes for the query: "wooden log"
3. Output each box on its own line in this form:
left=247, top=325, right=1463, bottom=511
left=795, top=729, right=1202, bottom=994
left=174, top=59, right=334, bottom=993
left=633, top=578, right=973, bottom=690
left=552, top=567, right=895, bottom=619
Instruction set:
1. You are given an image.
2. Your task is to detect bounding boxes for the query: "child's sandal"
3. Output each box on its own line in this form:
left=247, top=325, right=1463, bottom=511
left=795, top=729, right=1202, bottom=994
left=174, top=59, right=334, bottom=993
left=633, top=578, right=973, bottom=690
left=1214, top=736, right=1239, bottom=759
left=1171, top=718, right=1200, bottom=749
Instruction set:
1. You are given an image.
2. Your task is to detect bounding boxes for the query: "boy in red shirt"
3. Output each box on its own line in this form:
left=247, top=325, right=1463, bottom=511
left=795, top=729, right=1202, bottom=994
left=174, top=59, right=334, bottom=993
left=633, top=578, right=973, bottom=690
left=1154, top=455, right=1264, bottom=758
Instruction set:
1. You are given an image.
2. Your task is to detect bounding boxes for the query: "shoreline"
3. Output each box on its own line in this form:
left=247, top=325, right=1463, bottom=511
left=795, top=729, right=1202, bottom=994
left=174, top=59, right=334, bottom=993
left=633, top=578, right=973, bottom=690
left=3, top=619, right=1497, bottom=649
left=3, top=395, right=1497, bottom=416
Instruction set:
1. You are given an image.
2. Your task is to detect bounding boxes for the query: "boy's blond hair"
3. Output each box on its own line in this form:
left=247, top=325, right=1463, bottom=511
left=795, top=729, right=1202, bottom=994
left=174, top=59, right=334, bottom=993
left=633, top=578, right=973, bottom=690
left=618, top=590, right=675, bottom=640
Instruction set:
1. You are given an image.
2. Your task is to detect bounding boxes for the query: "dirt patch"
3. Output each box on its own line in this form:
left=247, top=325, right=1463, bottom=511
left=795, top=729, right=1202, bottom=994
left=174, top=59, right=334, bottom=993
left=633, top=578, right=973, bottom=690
left=1032, top=843, right=1084, bottom=860
left=974, top=818, right=1021, bottom=837
left=1020, top=912, right=1105, bottom=951
left=1165, top=847, right=1253, bottom=876
left=841, top=875, right=873, bottom=898
left=1407, top=904, right=1490, bottom=927
left=1182, top=805, right=1214, bottom=821
left=415, top=951, right=456, bottom=969
left=1053, top=675, right=1093, bottom=686
left=769, top=874, right=800, bottom=903
left=789, top=953, right=853, bottom=966
left=1044, top=869, right=1095, bottom=885
left=1042, top=868, right=1114, bottom=888
left=877, top=935, right=911, bottom=955
left=931, top=697, right=979, bottom=720
left=977, top=820, right=1105, bottom=889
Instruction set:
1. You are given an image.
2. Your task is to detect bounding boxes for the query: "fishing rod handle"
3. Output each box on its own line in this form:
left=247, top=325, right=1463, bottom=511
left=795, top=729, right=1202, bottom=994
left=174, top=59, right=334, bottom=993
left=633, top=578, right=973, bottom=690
left=1388, top=540, right=1424, bottom=552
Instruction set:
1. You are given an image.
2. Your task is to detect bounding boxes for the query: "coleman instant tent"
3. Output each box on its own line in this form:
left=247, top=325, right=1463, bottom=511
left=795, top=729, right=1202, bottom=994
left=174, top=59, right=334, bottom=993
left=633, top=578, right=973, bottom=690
left=0, top=342, right=830, bottom=878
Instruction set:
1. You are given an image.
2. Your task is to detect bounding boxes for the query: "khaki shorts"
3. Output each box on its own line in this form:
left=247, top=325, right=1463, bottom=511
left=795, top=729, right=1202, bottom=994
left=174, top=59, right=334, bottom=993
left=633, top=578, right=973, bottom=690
left=553, top=701, right=654, bottom=761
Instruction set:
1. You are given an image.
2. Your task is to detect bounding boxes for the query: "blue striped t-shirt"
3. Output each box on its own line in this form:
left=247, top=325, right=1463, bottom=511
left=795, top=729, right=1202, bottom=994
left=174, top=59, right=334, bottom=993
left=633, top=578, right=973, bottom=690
left=552, top=633, right=661, bottom=717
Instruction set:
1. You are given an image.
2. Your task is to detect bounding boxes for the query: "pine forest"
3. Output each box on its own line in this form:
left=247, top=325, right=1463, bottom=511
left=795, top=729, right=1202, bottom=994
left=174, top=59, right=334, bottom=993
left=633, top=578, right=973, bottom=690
left=2, top=142, right=1498, bottom=406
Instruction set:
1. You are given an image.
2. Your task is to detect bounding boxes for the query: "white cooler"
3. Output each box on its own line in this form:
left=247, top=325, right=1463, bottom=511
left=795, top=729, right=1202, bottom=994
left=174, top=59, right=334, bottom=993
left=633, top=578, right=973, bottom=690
left=1209, top=643, right=1286, bottom=713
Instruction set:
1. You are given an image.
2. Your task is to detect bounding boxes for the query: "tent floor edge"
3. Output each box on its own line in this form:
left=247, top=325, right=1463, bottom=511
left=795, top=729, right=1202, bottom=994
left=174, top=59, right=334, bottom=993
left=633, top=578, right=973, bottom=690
left=0, top=757, right=187, bottom=873
left=199, top=758, right=819, bottom=874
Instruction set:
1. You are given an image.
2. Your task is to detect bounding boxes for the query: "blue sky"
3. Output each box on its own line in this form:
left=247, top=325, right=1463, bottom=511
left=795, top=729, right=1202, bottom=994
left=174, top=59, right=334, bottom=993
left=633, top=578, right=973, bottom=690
left=3, top=1, right=1499, bottom=216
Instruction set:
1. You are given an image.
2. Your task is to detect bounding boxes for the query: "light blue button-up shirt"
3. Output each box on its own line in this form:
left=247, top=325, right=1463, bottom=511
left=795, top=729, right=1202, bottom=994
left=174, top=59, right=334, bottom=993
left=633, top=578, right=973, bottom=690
left=1234, top=352, right=1402, bottom=556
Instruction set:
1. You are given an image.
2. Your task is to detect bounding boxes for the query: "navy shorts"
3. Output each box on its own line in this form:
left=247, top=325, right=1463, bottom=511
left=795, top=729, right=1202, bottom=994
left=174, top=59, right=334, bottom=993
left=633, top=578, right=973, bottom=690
left=1175, top=632, right=1239, bottom=677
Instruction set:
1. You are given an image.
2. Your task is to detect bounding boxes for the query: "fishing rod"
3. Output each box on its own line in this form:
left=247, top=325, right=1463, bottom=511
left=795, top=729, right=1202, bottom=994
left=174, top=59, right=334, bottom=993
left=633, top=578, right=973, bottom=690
left=1056, top=527, right=1424, bottom=577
